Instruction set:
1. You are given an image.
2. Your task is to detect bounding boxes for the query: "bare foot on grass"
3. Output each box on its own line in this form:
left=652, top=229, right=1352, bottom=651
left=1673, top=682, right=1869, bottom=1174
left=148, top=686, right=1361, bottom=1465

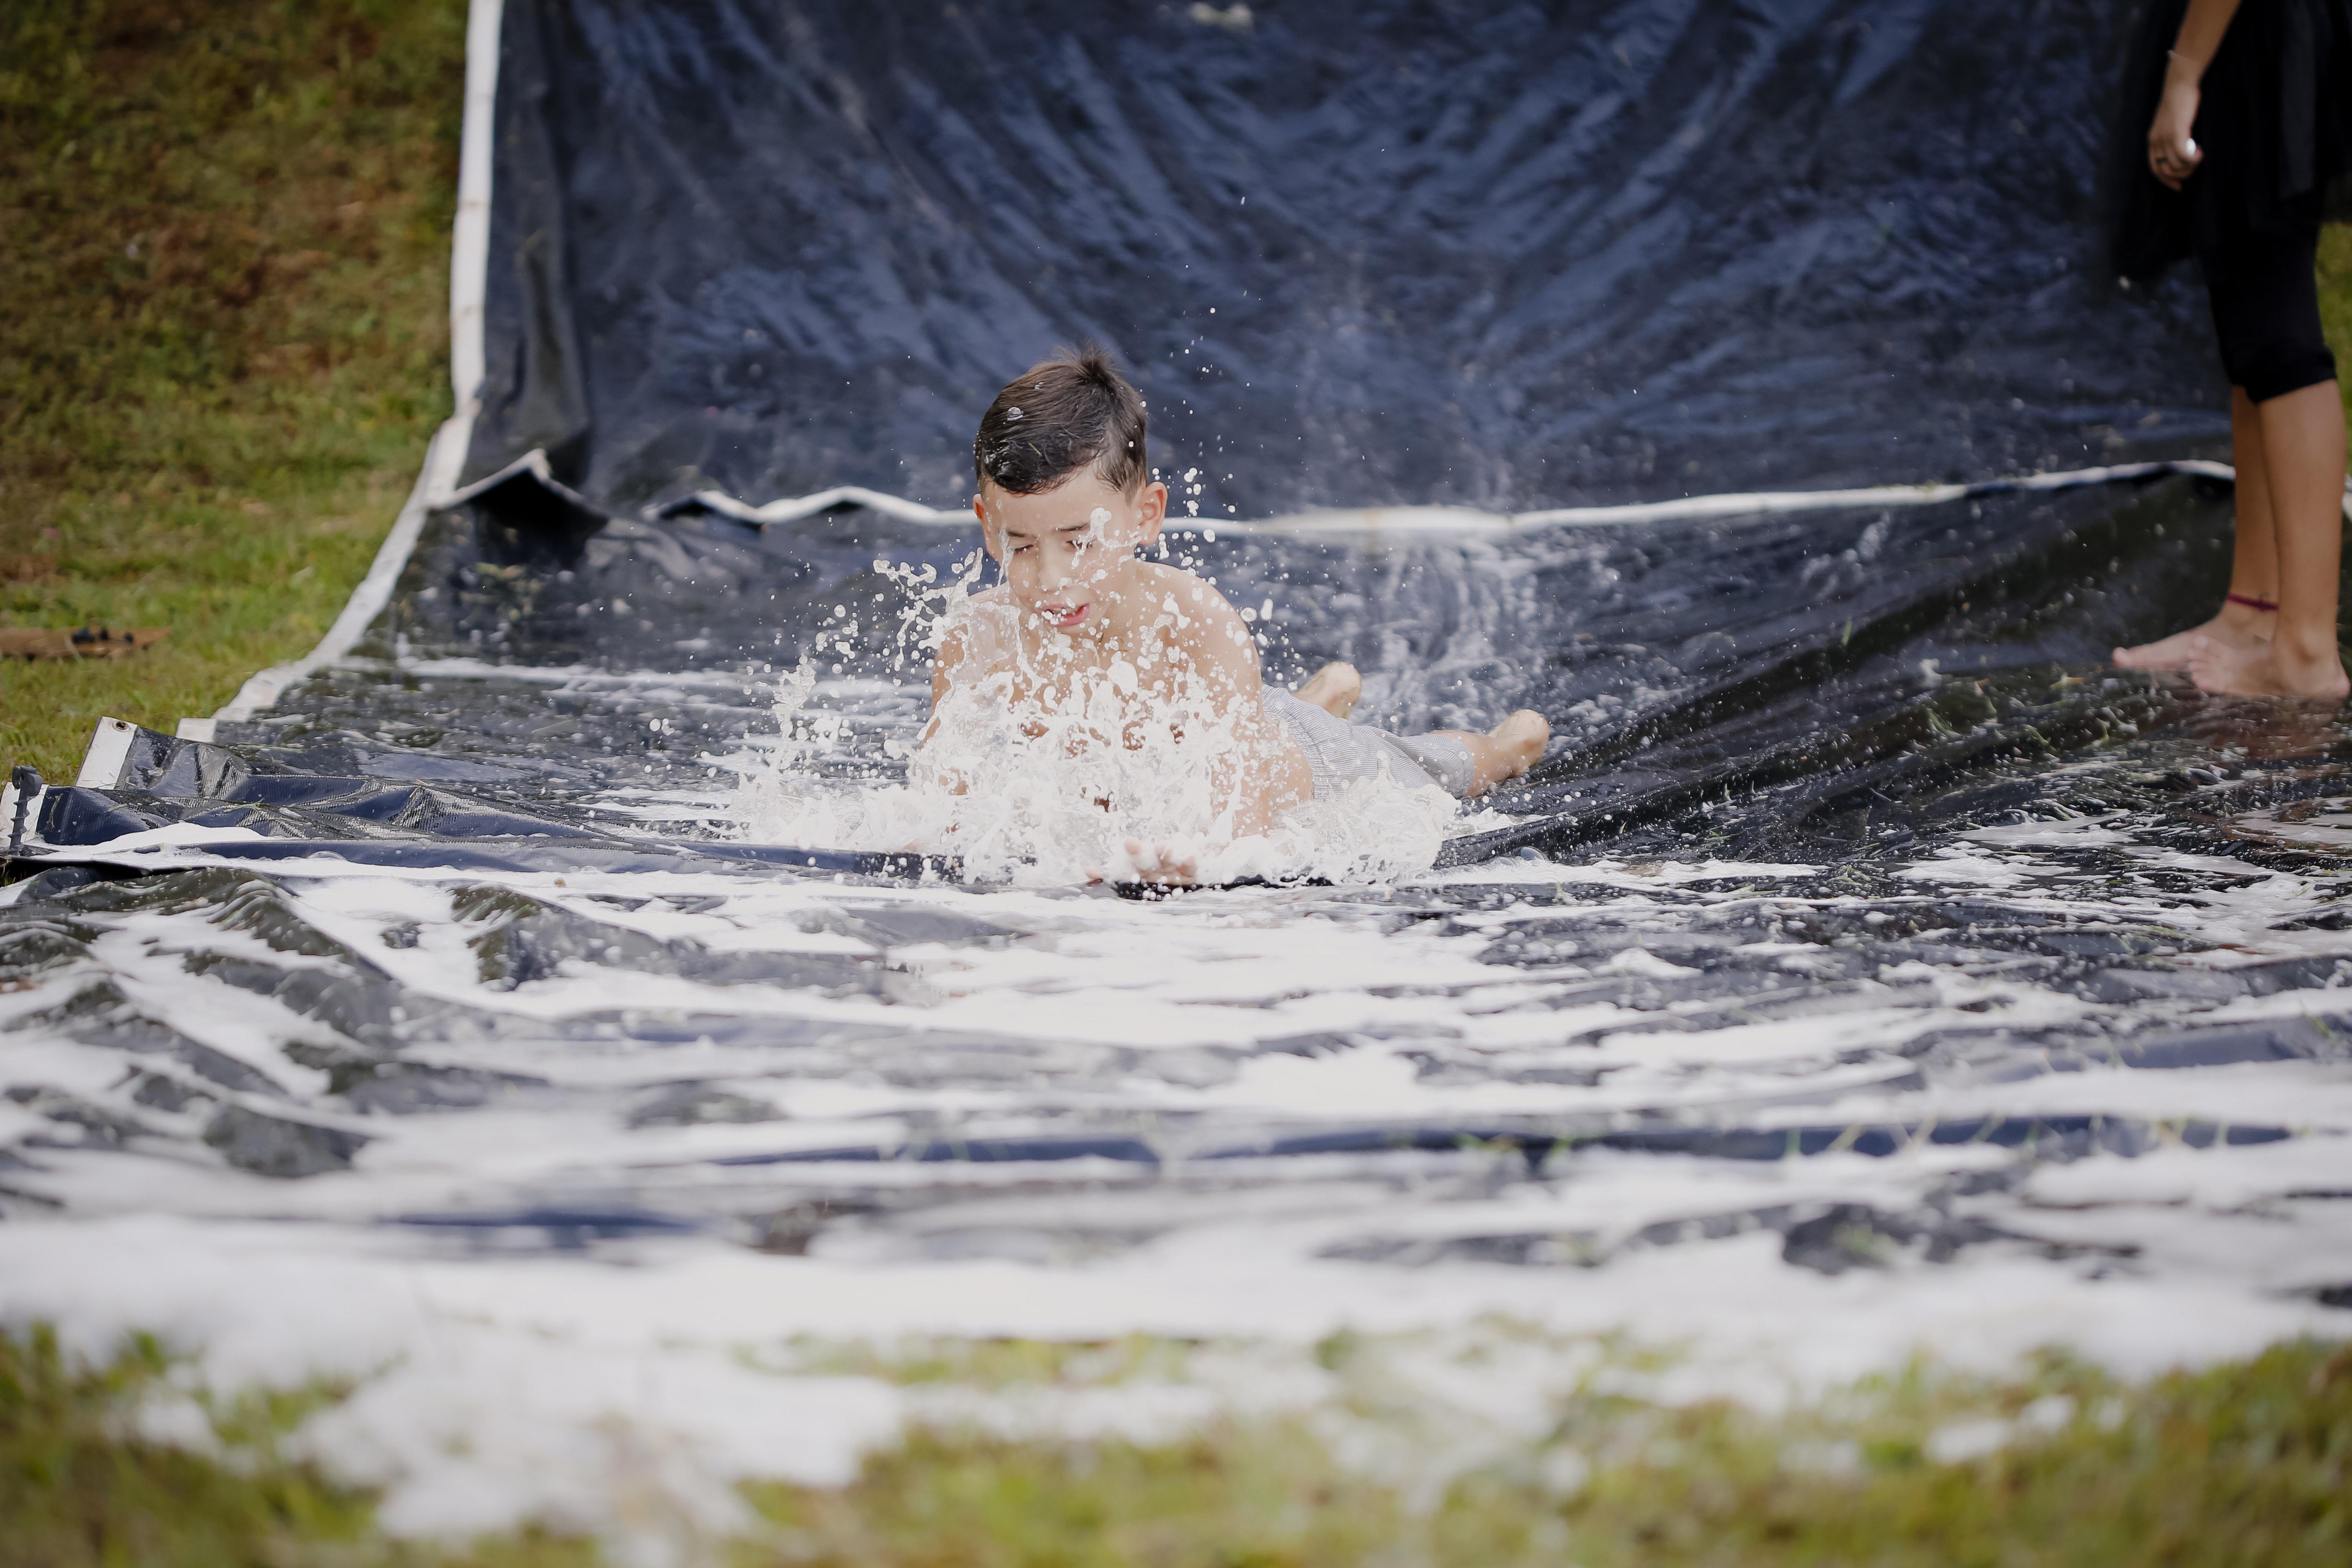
left=1295, top=661, right=1361, bottom=718
left=2183, top=633, right=2351, bottom=700
left=2115, top=601, right=2273, bottom=670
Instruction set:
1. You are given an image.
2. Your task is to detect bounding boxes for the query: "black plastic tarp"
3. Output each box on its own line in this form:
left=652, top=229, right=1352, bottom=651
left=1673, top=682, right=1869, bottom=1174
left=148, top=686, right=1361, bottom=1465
left=30, top=0, right=2338, bottom=880
left=465, top=0, right=2224, bottom=518
left=15, top=0, right=2352, bottom=1345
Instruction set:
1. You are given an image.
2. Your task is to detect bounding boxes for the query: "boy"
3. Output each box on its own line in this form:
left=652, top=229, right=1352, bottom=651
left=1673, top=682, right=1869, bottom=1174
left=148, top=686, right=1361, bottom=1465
left=926, top=347, right=1548, bottom=883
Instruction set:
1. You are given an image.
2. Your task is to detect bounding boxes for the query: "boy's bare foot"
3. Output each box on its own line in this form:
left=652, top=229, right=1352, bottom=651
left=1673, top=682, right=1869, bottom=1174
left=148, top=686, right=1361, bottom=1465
left=2115, top=601, right=2273, bottom=670
left=1295, top=662, right=1361, bottom=719
left=2182, top=633, right=2351, bottom=700
left=1488, top=710, right=1548, bottom=781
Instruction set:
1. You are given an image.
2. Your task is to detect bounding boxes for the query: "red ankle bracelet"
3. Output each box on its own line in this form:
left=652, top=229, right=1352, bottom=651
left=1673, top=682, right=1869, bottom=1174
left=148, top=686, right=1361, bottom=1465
left=2225, top=591, right=2280, bottom=612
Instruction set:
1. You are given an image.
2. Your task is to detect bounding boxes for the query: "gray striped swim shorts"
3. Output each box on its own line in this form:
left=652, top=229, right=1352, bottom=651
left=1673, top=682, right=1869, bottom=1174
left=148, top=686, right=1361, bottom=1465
left=1261, top=685, right=1477, bottom=800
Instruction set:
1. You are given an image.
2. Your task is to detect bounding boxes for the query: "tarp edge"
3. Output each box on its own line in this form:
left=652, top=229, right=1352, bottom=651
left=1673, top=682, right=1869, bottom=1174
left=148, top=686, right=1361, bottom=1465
left=205, top=0, right=505, bottom=727
left=684, top=459, right=2248, bottom=539
left=213, top=414, right=470, bottom=721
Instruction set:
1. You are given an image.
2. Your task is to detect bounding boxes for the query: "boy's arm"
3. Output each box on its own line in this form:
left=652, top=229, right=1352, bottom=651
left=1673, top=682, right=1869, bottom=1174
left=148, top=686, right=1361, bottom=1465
left=920, top=619, right=971, bottom=748
left=1102, top=584, right=1307, bottom=887
left=1165, top=578, right=1307, bottom=839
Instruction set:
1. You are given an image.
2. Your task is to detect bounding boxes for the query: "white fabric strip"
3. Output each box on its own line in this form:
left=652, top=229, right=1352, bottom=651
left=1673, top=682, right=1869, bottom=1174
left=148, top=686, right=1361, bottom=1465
left=74, top=717, right=138, bottom=790
left=214, top=387, right=472, bottom=721
left=447, top=0, right=503, bottom=430
left=688, top=458, right=2250, bottom=538
left=207, top=0, right=505, bottom=726
left=681, top=484, right=968, bottom=527
left=206, top=450, right=2258, bottom=730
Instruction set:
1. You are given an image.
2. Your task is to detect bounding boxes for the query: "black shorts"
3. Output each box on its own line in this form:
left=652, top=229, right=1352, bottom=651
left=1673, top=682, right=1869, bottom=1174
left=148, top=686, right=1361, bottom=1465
left=2199, top=222, right=2338, bottom=403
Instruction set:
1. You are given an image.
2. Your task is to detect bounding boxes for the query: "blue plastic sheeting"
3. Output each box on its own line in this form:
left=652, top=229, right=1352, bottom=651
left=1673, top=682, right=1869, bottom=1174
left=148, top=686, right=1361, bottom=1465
left=463, top=0, right=2224, bottom=517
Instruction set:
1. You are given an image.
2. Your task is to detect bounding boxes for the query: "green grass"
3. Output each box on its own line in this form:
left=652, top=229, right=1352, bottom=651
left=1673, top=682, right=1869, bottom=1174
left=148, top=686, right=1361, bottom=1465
left=0, top=0, right=460, bottom=784
left=0, top=1324, right=587, bottom=1568
left=5, top=1324, right=2349, bottom=1567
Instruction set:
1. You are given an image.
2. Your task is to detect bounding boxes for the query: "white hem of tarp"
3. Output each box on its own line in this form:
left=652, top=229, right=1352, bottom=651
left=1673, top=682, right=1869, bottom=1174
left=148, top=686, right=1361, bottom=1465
left=1193, top=458, right=2253, bottom=535
left=208, top=443, right=2267, bottom=729
left=74, top=717, right=140, bottom=790
left=439, top=447, right=599, bottom=511
left=685, top=459, right=2260, bottom=538
left=681, top=484, right=970, bottom=527
left=204, top=0, right=505, bottom=728
left=447, top=0, right=501, bottom=433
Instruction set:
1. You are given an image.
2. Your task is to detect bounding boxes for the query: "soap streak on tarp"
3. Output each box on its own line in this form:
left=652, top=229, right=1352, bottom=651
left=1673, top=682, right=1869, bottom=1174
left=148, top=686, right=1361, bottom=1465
left=4, top=799, right=2352, bottom=1549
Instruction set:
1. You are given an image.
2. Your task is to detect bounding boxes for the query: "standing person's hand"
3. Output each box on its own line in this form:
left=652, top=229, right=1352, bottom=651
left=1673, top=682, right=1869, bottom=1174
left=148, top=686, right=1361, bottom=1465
left=2148, top=52, right=2204, bottom=190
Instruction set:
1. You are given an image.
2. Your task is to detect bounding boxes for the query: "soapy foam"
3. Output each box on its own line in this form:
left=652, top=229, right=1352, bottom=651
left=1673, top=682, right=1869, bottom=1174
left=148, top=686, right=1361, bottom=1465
left=4, top=802, right=2351, bottom=1558
left=732, top=582, right=1458, bottom=886
left=13, top=636, right=2352, bottom=1562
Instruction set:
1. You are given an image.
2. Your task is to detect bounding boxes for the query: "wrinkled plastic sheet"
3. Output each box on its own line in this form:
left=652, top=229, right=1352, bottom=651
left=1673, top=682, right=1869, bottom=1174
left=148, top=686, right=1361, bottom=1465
left=466, top=0, right=2224, bottom=514
left=4, top=2, right=2349, bottom=1474
left=14, top=464, right=2352, bottom=1334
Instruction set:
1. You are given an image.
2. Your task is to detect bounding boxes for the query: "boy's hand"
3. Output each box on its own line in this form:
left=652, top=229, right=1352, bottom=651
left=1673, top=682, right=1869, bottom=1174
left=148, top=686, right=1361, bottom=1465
left=1087, top=837, right=1200, bottom=887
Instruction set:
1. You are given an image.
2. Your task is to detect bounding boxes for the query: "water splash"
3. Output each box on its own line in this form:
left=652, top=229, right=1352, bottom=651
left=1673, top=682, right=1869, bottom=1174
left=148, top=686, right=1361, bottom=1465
left=731, top=593, right=1458, bottom=886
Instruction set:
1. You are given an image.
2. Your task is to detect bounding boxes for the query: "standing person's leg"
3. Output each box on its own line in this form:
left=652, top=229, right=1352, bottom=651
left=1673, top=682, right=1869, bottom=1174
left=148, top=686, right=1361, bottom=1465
left=2187, top=380, right=2349, bottom=695
left=2229, top=385, right=2285, bottom=609
left=2115, top=386, right=2279, bottom=667
left=2183, top=223, right=2348, bottom=698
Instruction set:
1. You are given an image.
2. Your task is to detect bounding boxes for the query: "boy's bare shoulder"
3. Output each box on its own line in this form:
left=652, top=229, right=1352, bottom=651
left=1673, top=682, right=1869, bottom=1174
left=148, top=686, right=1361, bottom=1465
left=1129, top=561, right=1240, bottom=621
left=1126, top=562, right=1259, bottom=679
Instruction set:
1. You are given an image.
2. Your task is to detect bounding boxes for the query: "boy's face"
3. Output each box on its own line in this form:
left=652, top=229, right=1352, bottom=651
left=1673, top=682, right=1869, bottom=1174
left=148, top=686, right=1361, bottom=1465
left=976, top=469, right=1167, bottom=637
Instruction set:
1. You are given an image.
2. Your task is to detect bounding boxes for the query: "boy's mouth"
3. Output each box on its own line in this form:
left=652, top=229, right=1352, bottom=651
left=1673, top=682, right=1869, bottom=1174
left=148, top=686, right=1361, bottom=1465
left=1038, top=601, right=1089, bottom=629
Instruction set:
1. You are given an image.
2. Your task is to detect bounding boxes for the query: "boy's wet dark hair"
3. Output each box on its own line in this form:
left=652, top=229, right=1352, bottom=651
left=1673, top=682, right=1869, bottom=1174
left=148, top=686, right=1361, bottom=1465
left=973, top=345, right=1147, bottom=496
